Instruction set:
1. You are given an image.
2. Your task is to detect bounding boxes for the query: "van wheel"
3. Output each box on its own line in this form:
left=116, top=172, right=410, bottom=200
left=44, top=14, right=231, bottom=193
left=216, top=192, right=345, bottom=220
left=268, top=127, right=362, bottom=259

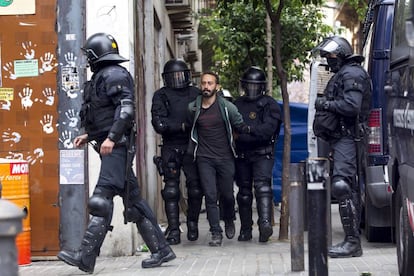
left=396, top=184, right=414, bottom=276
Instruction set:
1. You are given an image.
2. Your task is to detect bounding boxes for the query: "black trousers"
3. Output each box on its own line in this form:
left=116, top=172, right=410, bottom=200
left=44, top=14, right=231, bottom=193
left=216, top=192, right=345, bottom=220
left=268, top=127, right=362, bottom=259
left=97, top=146, right=166, bottom=246
left=197, top=156, right=235, bottom=233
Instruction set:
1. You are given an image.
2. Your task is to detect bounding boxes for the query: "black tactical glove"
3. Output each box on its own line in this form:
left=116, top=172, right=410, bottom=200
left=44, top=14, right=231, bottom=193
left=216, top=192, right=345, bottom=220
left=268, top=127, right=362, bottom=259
left=315, top=97, right=332, bottom=111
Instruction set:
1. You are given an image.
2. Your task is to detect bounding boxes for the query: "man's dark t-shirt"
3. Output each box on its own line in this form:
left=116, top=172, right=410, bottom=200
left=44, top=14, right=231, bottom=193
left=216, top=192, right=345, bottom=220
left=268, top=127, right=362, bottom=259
left=197, top=100, right=232, bottom=159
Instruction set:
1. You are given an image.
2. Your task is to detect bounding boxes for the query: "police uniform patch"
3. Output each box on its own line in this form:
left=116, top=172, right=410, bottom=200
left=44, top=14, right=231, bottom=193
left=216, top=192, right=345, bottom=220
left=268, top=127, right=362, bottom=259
left=249, top=112, right=257, bottom=120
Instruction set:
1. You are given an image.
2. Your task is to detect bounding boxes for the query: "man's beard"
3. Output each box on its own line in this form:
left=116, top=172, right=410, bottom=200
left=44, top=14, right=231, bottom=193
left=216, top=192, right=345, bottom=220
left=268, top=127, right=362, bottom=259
left=202, top=89, right=215, bottom=98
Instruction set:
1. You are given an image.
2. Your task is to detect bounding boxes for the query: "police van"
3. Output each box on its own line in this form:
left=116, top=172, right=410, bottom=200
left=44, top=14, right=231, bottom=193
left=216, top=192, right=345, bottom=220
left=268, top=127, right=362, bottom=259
left=360, top=0, right=395, bottom=243
left=385, top=0, right=414, bottom=275
left=307, top=0, right=395, bottom=245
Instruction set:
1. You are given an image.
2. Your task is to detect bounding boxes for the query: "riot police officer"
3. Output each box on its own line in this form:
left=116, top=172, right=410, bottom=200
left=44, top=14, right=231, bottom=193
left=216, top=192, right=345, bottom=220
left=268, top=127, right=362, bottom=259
left=234, top=66, right=282, bottom=242
left=151, top=59, right=203, bottom=245
left=312, top=35, right=372, bottom=258
left=57, top=33, right=175, bottom=273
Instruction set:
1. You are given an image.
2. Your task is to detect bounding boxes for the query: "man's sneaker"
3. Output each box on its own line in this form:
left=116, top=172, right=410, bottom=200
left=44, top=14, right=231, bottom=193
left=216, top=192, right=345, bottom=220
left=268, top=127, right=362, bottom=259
left=224, top=220, right=235, bottom=239
left=141, top=246, right=176, bottom=268
left=238, top=229, right=252, bottom=241
left=208, top=232, right=223, bottom=246
left=57, top=250, right=94, bottom=274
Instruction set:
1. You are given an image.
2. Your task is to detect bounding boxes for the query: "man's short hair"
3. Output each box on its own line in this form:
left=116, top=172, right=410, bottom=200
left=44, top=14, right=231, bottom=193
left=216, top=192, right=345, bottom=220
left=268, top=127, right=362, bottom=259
left=201, top=71, right=219, bottom=84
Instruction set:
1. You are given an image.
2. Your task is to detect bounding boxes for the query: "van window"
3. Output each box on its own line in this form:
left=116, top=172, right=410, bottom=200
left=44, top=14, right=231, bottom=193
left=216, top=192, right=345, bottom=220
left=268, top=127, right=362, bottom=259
left=392, top=0, right=411, bottom=59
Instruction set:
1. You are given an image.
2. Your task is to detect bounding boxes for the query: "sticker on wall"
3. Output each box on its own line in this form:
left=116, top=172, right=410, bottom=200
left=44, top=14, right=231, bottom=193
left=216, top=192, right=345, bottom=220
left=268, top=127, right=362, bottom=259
left=14, top=59, right=39, bottom=78
left=0, top=88, right=13, bottom=111
left=62, top=66, right=80, bottom=99
left=60, top=149, right=84, bottom=184
left=0, top=0, right=35, bottom=15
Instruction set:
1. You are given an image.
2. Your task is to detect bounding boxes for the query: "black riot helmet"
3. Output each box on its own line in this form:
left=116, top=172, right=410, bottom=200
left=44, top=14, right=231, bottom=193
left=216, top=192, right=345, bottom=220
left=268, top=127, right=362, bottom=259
left=240, top=66, right=267, bottom=101
left=312, top=35, right=353, bottom=73
left=162, top=59, right=191, bottom=89
left=81, top=33, right=128, bottom=71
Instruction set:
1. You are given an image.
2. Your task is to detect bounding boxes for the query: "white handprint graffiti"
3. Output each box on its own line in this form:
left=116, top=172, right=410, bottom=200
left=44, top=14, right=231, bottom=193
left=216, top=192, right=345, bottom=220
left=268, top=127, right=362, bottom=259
left=26, top=148, right=44, bottom=165
left=4, top=151, right=24, bottom=160
left=39, top=52, right=58, bottom=74
left=20, top=41, right=36, bottom=60
left=2, top=129, right=22, bottom=146
left=18, top=87, right=34, bottom=110
left=0, top=100, right=11, bottom=111
left=40, top=114, right=54, bottom=134
left=3, top=62, right=17, bottom=80
left=64, top=52, right=77, bottom=67
left=62, top=85, right=79, bottom=99
left=35, top=88, right=55, bottom=106
left=63, top=109, right=79, bottom=128
left=59, top=130, right=74, bottom=149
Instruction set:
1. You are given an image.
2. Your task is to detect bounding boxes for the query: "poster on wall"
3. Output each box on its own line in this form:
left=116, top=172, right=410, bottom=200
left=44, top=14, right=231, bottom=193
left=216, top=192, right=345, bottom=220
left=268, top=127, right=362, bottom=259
left=60, top=149, right=84, bottom=185
left=0, top=0, right=35, bottom=15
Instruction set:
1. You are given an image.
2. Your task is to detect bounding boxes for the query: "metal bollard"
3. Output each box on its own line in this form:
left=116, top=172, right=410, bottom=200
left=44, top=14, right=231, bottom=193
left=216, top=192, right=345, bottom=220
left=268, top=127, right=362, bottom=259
left=306, top=157, right=329, bottom=276
left=0, top=199, right=25, bottom=276
left=289, top=163, right=305, bottom=272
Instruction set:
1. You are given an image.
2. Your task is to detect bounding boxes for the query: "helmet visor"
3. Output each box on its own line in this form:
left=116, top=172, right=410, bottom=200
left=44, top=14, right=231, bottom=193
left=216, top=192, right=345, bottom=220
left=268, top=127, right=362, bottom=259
left=313, top=39, right=340, bottom=58
left=163, top=71, right=191, bottom=89
left=240, top=81, right=264, bottom=100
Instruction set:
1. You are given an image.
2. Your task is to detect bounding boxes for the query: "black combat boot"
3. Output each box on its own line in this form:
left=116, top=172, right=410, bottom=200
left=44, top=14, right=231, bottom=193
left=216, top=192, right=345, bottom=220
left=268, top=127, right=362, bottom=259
left=224, top=220, right=235, bottom=239
left=57, top=216, right=110, bottom=274
left=238, top=228, right=252, bottom=241
left=255, top=185, right=274, bottom=243
left=328, top=236, right=362, bottom=258
left=258, top=220, right=273, bottom=243
left=187, top=221, right=199, bottom=241
left=141, top=245, right=176, bottom=268
left=165, top=226, right=181, bottom=245
left=163, top=196, right=181, bottom=245
left=237, top=190, right=253, bottom=242
left=328, top=199, right=362, bottom=258
left=57, top=250, right=94, bottom=274
left=137, top=216, right=176, bottom=268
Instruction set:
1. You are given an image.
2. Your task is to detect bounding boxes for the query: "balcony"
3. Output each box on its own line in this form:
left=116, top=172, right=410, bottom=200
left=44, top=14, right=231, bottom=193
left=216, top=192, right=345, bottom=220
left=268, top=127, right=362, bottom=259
left=165, top=0, right=193, bottom=32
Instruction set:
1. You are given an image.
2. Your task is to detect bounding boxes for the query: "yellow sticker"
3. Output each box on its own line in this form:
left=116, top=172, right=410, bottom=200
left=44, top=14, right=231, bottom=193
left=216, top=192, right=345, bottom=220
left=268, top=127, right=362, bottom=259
left=0, top=88, right=14, bottom=101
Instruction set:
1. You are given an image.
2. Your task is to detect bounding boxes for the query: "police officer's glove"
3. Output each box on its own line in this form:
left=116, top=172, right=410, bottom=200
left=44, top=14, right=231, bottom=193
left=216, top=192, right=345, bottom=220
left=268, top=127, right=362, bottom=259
left=240, top=125, right=253, bottom=134
left=314, top=97, right=332, bottom=111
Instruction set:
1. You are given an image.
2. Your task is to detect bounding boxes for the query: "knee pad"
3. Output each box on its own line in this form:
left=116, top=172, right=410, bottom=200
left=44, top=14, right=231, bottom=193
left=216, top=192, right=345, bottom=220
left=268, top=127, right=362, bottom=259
left=164, top=161, right=180, bottom=179
left=237, top=187, right=253, bottom=206
left=254, top=181, right=272, bottom=199
left=161, top=181, right=180, bottom=201
left=88, top=189, right=114, bottom=218
left=331, top=179, right=352, bottom=201
left=188, top=186, right=203, bottom=199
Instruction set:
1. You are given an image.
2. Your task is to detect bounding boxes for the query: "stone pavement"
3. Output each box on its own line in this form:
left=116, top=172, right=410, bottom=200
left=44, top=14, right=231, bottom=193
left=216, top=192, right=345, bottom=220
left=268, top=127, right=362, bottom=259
left=18, top=204, right=398, bottom=276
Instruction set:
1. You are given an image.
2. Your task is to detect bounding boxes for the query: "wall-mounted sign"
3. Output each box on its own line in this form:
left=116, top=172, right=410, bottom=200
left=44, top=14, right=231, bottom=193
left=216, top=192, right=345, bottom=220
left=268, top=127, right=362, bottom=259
left=0, top=0, right=35, bottom=15
left=60, top=149, right=84, bottom=185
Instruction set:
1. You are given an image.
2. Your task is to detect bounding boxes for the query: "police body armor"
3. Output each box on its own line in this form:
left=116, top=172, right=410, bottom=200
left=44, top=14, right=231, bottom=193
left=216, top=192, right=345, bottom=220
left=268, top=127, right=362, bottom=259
left=80, top=65, right=133, bottom=142
left=313, top=62, right=371, bottom=141
left=151, top=86, right=200, bottom=145
left=235, top=95, right=280, bottom=154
